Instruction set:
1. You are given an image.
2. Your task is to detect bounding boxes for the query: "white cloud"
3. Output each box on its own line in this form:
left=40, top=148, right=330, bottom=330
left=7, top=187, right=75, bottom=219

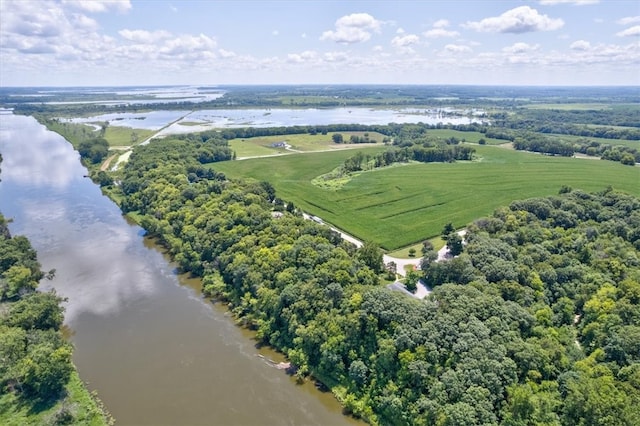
left=423, top=28, right=460, bottom=38
left=444, top=44, right=472, bottom=53
left=464, top=6, right=564, bottom=34
left=570, top=40, right=592, bottom=50
left=320, top=13, right=381, bottom=44
left=617, top=25, right=640, bottom=37
left=539, top=0, right=599, bottom=4
left=218, top=48, right=236, bottom=58
left=62, top=0, right=132, bottom=13
left=433, top=19, right=450, bottom=29
left=287, top=50, right=317, bottom=63
left=158, top=34, right=217, bottom=56
left=618, top=16, right=640, bottom=26
left=119, top=29, right=172, bottom=43
left=502, top=42, right=540, bottom=53
left=323, top=51, right=348, bottom=63
left=391, top=34, right=419, bottom=48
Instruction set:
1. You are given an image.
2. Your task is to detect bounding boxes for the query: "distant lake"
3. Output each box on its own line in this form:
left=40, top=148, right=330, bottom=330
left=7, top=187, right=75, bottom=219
left=62, top=107, right=482, bottom=135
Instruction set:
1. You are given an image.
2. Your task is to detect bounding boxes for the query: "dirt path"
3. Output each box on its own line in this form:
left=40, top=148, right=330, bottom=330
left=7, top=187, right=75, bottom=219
left=100, top=154, right=118, bottom=171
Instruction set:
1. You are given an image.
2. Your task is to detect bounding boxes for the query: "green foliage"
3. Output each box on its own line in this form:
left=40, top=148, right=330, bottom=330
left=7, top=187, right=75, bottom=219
left=0, top=214, right=107, bottom=425
left=113, top=127, right=640, bottom=425
left=78, top=138, right=109, bottom=164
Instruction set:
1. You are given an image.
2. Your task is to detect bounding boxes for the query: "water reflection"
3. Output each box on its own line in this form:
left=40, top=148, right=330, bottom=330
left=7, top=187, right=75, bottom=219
left=0, top=114, right=83, bottom=189
left=0, top=113, right=357, bottom=425
left=0, top=115, right=157, bottom=323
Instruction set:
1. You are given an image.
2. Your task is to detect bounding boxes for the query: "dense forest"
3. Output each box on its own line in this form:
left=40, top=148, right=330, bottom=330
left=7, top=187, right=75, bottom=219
left=0, top=214, right=107, bottom=425
left=111, top=134, right=639, bottom=425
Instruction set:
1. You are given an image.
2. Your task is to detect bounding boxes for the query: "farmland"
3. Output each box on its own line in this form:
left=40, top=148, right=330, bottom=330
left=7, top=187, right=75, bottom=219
left=230, top=131, right=385, bottom=158
left=214, top=144, right=640, bottom=250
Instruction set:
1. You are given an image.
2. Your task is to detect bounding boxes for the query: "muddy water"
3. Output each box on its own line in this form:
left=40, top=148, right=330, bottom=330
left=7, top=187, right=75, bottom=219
left=0, top=113, right=357, bottom=425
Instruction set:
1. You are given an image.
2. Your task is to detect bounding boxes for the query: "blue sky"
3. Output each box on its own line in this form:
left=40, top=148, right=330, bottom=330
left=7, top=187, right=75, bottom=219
left=0, top=0, right=638, bottom=86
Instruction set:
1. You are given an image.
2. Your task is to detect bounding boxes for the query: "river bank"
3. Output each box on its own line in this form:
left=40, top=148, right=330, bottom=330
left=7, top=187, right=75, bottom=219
left=1, top=112, right=357, bottom=425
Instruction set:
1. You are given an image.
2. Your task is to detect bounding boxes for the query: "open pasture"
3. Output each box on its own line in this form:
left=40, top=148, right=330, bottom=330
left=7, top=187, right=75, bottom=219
left=214, top=144, right=640, bottom=251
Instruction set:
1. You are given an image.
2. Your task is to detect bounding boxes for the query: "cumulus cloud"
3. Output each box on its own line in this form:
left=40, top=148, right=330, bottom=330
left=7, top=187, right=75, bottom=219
left=618, top=16, right=640, bottom=26
left=323, top=51, right=348, bottom=63
left=424, top=18, right=459, bottom=38
left=502, top=42, right=540, bottom=53
left=424, top=28, right=460, bottom=38
left=320, top=13, right=381, bottom=44
left=464, top=6, right=564, bottom=34
left=539, top=0, right=598, bottom=4
left=158, top=34, right=216, bottom=56
left=616, top=26, right=640, bottom=37
left=287, top=50, right=317, bottom=63
left=570, top=40, right=591, bottom=50
left=62, top=0, right=132, bottom=13
left=444, top=44, right=472, bottom=53
left=391, top=34, right=419, bottom=48
left=119, top=29, right=172, bottom=43
left=433, top=19, right=450, bottom=29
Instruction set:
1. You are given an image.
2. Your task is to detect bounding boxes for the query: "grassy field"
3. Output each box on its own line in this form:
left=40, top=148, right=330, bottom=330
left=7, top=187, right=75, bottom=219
left=104, top=126, right=155, bottom=147
left=214, top=145, right=640, bottom=251
left=230, top=132, right=386, bottom=158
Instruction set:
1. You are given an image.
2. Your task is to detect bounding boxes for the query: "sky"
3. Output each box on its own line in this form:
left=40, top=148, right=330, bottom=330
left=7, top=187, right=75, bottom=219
left=0, top=0, right=639, bottom=87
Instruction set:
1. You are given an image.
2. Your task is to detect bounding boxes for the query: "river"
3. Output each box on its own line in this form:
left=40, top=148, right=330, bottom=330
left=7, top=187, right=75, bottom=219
left=0, top=112, right=357, bottom=425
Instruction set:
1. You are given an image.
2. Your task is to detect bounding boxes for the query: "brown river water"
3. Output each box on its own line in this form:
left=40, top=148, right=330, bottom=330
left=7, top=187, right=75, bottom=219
left=0, top=112, right=358, bottom=426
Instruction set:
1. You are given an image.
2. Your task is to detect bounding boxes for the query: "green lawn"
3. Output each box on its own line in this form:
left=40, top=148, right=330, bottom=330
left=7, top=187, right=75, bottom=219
left=214, top=145, right=640, bottom=251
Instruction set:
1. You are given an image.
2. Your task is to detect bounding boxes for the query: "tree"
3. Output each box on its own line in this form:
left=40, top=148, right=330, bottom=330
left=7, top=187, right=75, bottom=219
left=446, top=233, right=464, bottom=256
left=332, top=133, right=344, bottom=144
left=442, top=222, right=456, bottom=238
left=358, top=240, right=383, bottom=274
left=405, top=270, right=420, bottom=293
left=18, top=343, right=73, bottom=398
left=5, top=291, right=65, bottom=330
left=408, top=248, right=417, bottom=257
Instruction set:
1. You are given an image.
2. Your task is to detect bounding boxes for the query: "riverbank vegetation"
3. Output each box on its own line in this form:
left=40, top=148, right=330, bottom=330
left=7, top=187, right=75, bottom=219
left=0, top=214, right=109, bottom=425
left=110, top=133, right=639, bottom=425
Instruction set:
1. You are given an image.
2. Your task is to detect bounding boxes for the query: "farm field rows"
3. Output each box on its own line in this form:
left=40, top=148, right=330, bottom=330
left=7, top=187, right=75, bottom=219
left=214, top=144, right=640, bottom=250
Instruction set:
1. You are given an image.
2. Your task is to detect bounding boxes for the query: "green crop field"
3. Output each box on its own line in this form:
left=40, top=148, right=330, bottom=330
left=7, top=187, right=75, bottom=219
left=214, top=144, right=640, bottom=251
left=230, top=132, right=385, bottom=158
